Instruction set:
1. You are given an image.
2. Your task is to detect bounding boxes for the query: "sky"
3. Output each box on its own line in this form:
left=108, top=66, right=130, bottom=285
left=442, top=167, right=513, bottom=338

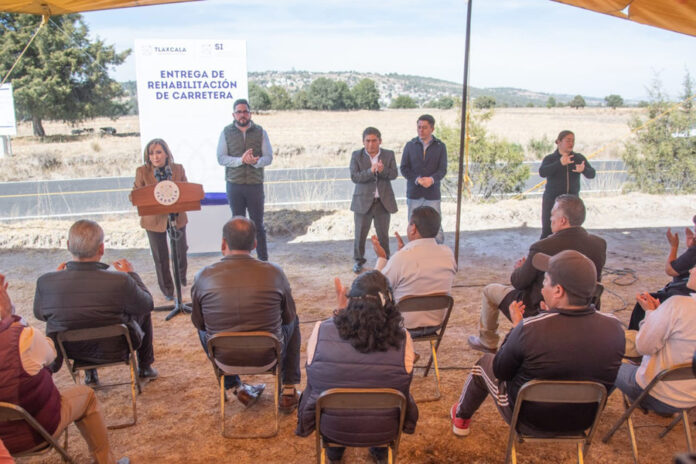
left=80, top=0, right=696, bottom=100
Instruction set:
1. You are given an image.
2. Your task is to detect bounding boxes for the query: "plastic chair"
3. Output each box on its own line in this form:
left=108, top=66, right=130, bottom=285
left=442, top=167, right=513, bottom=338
left=602, top=362, right=694, bottom=463
left=56, top=323, right=142, bottom=429
left=315, top=388, right=407, bottom=464
left=0, top=402, right=74, bottom=463
left=396, top=294, right=454, bottom=401
left=206, top=331, right=281, bottom=438
left=506, top=380, right=607, bottom=464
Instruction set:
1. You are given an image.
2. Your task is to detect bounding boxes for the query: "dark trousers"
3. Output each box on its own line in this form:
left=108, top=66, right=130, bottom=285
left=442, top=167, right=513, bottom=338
left=49, top=314, right=155, bottom=373
left=226, top=182, right=268, bottom=261
left=146, top=226, right=188, bottom=297
left=198, top=316, right=302, bottom=390
left=353, top=199, right=390, bottom=265
left=540, top=194, right=555, bottom=239
left=454, top=353, right=512, bottom=422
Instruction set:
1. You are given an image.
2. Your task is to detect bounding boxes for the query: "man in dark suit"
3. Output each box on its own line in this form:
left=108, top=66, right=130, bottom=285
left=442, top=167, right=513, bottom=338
left=467, top=194, right=607, bottom=353
left=350, top=127, right=398, bottom=274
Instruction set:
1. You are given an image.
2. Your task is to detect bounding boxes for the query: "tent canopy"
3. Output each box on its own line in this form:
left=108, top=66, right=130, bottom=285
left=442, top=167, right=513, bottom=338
left=0, top=0, right=196, bottom=16
left=553, top=0, right=696, bottom=37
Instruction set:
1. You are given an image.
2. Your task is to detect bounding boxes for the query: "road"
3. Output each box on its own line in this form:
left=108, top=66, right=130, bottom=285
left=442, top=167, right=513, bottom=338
left=0, top=161, right=626, bottom=220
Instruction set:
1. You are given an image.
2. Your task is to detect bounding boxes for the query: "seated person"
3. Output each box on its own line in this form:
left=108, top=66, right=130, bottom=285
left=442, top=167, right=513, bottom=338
left=296, top=271, right=418, bottom=464
left=620, top=266, right=696, bottom=414
left=0, top=274, right=128, bottom=464
left=33, top=220, right=156, bottom=385
left=628, top=222, right=696, bottom=330
left=468, top=194, right=606, bottom=353
left=451, top=250, right=624, bottom=437
left=371, top=206, right=456, bottom=335
left=191, top=217, right=301, bottom=411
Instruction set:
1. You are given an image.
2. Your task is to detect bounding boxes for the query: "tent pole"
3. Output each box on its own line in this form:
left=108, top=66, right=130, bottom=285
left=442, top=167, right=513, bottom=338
left=454, top=0, right=473, bottom=266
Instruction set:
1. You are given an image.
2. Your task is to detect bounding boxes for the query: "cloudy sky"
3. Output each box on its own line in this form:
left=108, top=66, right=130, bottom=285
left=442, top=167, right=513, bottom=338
left=81, top=0, right=696, bottom=100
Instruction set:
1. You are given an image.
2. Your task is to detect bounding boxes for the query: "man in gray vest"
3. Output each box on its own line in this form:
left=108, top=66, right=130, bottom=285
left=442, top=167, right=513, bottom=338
left=216, top=98, right=272, bottom=261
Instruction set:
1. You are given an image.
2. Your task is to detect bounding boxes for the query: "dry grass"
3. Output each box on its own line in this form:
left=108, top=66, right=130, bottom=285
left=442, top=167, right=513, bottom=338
left=2, top=108, right=641, bottom=182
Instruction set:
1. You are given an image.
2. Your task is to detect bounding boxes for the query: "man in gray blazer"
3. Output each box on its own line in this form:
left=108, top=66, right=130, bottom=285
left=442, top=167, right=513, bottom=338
left=350, top=127, right=398, bottom=273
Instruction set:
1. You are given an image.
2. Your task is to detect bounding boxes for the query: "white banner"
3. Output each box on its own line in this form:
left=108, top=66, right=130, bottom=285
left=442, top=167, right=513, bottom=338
left=134, top=39, right=248, bottom=193
left=0, top=84, right=17, bottom=136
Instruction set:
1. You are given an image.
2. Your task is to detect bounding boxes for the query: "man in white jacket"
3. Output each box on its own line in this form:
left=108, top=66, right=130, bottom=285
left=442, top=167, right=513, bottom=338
left=618, top=266, right=696, bottom=413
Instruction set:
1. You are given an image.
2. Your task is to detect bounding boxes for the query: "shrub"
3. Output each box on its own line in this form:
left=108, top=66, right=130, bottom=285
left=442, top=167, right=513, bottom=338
left=436, top=108, right=529, bottom=200
left=389, top=95, right=417, bottom=109
left=527, top=135, right=554, bottom=159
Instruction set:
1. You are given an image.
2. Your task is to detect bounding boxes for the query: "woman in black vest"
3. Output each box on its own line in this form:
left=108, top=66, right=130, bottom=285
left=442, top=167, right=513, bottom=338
left=296, top=271, right=418, bottom=464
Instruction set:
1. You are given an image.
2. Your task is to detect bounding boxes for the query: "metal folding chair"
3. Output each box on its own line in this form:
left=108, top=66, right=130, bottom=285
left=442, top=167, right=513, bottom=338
left=0, top=402, right=74, bottom=463
left=206, top=331, right=281, bottom=438
left=506, top=380, right=607, bottom=464
left=602, top=362, right=694, bottom=463
left=315, top=388, right=407, bottom=464
left=396, top=294, right=454, bottom=402
left=57, top=323, right=142, bottom=429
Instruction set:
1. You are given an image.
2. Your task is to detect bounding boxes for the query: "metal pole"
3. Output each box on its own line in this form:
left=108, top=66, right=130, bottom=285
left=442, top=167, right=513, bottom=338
left=454, top=0, right=473, bottom=266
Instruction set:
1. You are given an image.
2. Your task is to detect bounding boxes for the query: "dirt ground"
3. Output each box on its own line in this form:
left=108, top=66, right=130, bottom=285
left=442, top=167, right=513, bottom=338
left=4, top=193, right=696, bottom=463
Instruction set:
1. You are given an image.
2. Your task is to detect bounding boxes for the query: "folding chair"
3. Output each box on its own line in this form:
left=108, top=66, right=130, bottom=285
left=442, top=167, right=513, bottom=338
left=396, top=294, right=454, bottom=401
left=0, top=402, right=74, bottom=463
left=506, top=380, right=607, bottom=464
left=315, top=388, right=407, bottom=464
left=57, top=323, right=142, bottom=429
left=206, top=331, right=281, bottom=438
left=602, top=362, right=694, bottom=463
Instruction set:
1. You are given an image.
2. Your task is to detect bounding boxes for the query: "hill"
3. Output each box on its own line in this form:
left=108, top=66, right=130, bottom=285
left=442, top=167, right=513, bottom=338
left=248, top=70, right=606, bottom=107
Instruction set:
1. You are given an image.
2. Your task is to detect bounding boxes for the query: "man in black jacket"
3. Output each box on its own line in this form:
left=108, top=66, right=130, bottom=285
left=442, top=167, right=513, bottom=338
left=468, top=194, right=606, bottom=353
left=451, top=250, right=624, bottom=437
left=34, top=220, right=156, bottom=385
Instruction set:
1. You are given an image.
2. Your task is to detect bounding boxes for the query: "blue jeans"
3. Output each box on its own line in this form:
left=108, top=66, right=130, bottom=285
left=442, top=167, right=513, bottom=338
left=406, top=198, right=444, bottom=244
left=615, top=363, right=681, bottom=415
left=198, top=316, right=302, bottom=390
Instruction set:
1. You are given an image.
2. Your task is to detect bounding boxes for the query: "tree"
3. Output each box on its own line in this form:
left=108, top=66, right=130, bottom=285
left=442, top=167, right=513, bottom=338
left=546, top=97, right=557, bottom=108
left=306, top=77, right=353, bottom=110
left=351, top=78, right=380, bottom=110
left=426, top=96, right=455, bottom=109
left=569, top=95, right=586, bottom=109
left=473, top=95, right=496, bottom=109
left=0, top=13, right=130, bottom=136
left=622, top=73, right=696, bottom=193
left=389, top=95, right=417, bottom=109
left=293, top=89, right=310, bottom=109
left=334, top=81, right=355, bottom=110
left=605, top=94, right=624, bottom=109
left=248, top=82, right=271, bottom=110
left=268, top=85, right=293, bottom=110
left=436, top=107, right=529, bottom=200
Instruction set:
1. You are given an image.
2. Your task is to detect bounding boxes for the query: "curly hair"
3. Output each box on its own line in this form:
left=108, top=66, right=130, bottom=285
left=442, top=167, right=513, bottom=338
left=333, top=270, right=405, bottom=353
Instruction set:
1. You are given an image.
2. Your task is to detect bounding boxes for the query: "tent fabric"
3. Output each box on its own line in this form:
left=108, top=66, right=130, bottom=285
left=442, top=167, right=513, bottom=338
left=553, top=0, right=696, bottom=38
left=0, top=0, right=196, bottom=16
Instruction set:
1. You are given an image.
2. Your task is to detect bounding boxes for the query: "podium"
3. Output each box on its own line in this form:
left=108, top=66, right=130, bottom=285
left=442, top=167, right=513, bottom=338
left=131, top=181, right=204, bottom=321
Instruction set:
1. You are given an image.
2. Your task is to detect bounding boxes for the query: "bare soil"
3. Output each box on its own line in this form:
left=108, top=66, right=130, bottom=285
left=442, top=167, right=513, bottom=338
left=4, top=192, right=696, bottom=463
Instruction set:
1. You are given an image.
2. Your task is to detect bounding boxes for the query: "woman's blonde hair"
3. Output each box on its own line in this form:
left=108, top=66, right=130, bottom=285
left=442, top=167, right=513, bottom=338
left=143, top=138, right=174, bottom=166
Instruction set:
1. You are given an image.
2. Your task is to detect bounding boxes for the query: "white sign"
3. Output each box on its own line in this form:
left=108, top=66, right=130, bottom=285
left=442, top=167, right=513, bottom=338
left=134, top=39, right=248, bottom=193
left=0, top=84, right=17, bottom=136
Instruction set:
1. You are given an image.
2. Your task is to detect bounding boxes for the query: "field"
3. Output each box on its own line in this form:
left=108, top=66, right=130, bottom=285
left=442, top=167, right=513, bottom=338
left=3, top=108, right=696, bottom=463
left=2, top=107, right=639, bottom=182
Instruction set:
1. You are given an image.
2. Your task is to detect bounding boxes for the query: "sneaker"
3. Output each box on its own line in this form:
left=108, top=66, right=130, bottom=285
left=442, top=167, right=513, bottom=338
left=467, top=335, right=497, bottom=354
left=279, top=386, right=300, bottom=413
left=451, top=403, right=471, bottom=437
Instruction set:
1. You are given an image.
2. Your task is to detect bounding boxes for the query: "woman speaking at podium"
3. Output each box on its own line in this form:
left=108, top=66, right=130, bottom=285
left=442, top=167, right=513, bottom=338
left=133, top=138, right=188, bottom=300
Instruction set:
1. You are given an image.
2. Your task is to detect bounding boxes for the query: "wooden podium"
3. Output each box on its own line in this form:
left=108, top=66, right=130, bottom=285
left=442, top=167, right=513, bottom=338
left=131, top=181, right=204, bottom=320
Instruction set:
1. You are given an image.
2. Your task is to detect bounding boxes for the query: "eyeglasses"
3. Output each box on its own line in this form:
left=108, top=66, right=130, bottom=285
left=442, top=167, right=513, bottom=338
left=234, top=110, right=250, bottom=115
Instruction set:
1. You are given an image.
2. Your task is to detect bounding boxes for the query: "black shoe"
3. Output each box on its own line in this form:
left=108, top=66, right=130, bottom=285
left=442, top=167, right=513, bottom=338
left=353, top=262, right=363, bottom=274
left=235, top=383, right=266, bottom=408
left=139, top=366, right=159, bottom=379
left=84, top=369, right=99, bottom=386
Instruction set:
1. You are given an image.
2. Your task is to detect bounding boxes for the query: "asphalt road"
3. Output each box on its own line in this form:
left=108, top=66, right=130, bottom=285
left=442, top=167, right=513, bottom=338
left=0, top=161, right=626, bottom=220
